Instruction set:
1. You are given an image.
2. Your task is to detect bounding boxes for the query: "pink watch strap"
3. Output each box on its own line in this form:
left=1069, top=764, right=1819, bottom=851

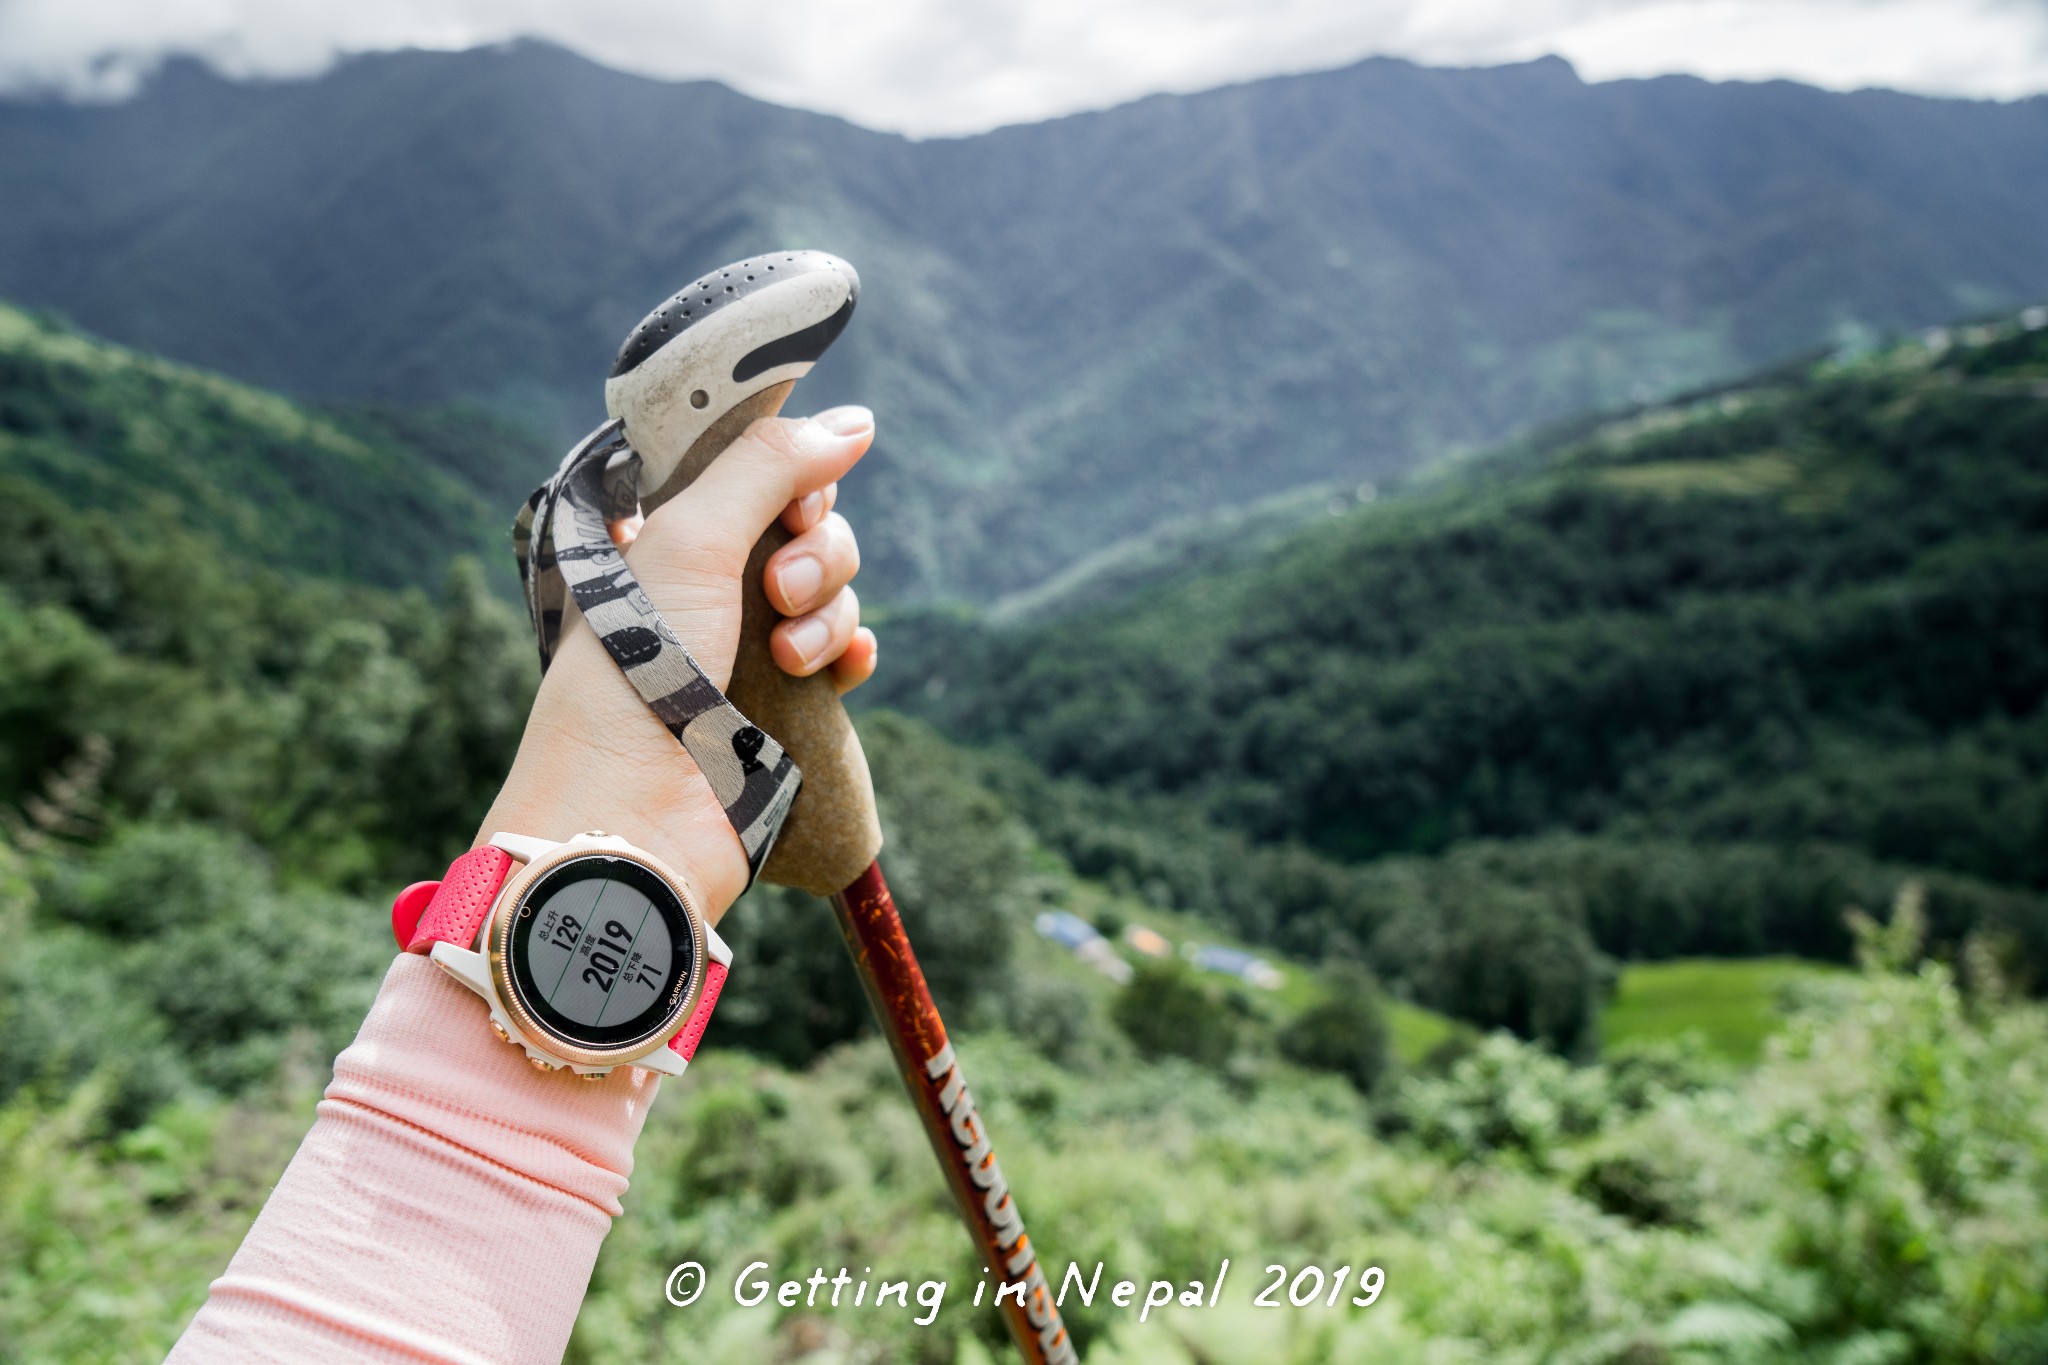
left=390, top=841, right=728, bottom=1065
left=389, top=880, right=441, bottom=950
left=670, top=958, right=727, bottom=1061
left=396, top=845, right=516, bottom=953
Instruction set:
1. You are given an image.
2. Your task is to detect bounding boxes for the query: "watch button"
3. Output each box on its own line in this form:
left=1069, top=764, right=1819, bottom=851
left=490, top=1020, right=511, bottom=1044
left=578, top=1070, right=608, bottom=1082
left=529, top=1055, right=557, bottom=1072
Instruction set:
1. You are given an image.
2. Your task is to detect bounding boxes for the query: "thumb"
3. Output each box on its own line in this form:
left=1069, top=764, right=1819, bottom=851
left=628, top=406, right=874, bottom=593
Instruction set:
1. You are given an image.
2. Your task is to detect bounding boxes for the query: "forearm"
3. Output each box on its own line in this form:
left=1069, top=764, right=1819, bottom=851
left=166, top=404, right=875, bottom=1363
left=168, top=955, right=659, bottom=1364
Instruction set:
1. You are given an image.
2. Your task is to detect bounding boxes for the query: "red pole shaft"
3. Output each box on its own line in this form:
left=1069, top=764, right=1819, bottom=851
left=830, top=862, right=1076, bottom=1365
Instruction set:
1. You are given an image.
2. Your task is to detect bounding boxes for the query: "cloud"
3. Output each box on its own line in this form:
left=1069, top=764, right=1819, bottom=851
left=1, top=0, right=2043, bottom=135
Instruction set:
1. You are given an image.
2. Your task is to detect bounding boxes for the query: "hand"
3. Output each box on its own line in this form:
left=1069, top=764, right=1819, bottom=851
left=476, top=406, right=878, bottom=920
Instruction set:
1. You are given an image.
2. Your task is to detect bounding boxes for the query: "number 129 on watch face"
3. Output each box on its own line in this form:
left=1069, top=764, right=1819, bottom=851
left=504, top=855, right=697, bottom=1052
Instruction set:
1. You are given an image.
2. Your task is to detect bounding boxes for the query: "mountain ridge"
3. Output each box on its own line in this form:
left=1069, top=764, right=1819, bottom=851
left=4, top=41, right=2046, bottom=599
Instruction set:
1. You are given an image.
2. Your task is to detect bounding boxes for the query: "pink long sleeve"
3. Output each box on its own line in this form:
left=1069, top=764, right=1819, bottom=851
left=168, top=953, right=662, bottom=1364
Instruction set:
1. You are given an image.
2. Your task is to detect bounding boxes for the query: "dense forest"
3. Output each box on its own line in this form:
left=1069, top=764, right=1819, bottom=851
left=3, top=304, right=2046, bottom=1361
left=871, top=317, right=2048, bottom=1048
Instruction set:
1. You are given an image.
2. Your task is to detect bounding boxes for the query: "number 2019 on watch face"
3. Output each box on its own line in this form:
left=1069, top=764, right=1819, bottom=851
left=579, top=919, right=662, bottom=994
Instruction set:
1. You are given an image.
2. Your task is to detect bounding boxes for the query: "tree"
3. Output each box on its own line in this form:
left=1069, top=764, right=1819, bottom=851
left=1278, top=965, right=1391, bottom=1092
left=1112, top=960, right=1239, bottom=1066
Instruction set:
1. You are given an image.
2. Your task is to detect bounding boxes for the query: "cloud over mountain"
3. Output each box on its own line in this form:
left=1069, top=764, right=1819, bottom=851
left=2, top=0, right=2045, bottom=135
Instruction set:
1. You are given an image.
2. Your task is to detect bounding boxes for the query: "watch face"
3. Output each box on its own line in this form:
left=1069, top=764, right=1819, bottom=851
left=502, top=854, right=697, bottom=1053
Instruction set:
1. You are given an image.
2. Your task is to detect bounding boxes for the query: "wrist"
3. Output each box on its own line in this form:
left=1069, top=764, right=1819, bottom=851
left=481, top=624, right=751, bottom=921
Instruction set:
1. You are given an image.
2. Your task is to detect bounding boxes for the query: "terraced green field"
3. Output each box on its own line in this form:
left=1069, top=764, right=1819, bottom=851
left=1602, top=957, right=1845, bottom=1063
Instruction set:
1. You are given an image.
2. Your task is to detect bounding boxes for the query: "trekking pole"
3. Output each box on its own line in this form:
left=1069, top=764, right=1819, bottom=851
left=602, top=252, right=1076, bottom=1365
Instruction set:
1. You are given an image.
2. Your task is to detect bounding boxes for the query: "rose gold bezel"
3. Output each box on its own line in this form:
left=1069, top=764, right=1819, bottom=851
left=486, top=841, right=707, bottom=1067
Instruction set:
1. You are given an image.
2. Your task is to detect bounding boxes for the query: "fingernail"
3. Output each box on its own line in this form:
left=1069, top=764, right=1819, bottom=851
left=775, top=553, right=824, bottom=608
left=814, top=405, right=873, bottom=437
left=797, top=490, right=826, bottom=525
left=786, top=616, right=831, bottom=667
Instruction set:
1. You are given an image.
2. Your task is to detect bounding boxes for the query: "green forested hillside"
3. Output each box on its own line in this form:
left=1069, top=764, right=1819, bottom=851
left=883, top=319, right=2048, bottom=872
left=872, top=316, right=2048, bottom=1043
left=0, top=302, right=538, bottom=588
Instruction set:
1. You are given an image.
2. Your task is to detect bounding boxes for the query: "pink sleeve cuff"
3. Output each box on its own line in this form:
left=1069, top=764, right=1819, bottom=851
left=169, top=954, right=663, bottom=1364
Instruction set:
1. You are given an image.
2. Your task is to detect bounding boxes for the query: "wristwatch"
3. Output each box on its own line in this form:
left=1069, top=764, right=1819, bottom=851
left=389, top=830, right=731, bottom=1079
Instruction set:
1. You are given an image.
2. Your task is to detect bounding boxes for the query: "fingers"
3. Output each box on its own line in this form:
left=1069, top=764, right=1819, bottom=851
left=830, top=626, right=878, bottom=694
left=765, top=511, right=859, bottom=616
left=771, top=585, right=860, bottom=677
left=767, top=512, right=876, bottom=690
left=606, top=510, right=645, bottom=548
left=781, top=481, right=838, bottom=535
left=487, top=401, right=880, bottom=922
left=635, top=406, right=872, bottom=578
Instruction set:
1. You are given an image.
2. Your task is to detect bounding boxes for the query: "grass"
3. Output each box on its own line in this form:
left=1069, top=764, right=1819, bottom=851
left=1597, top=451, right=1799, bottom=498
left=1384, top=999, right=1461, bottom=1066
left=1602, top=957, right=1845, bottom=1064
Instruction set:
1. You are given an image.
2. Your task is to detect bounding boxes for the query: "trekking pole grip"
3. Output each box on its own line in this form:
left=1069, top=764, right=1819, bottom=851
left=637, top=381, right=885, bottom=897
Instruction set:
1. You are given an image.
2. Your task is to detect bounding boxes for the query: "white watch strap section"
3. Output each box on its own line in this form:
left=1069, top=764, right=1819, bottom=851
left=486, top=831, right=556, bottom=864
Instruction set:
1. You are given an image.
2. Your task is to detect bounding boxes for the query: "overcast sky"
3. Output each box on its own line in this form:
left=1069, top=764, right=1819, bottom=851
left=1, top=0, right=2043, bottom=135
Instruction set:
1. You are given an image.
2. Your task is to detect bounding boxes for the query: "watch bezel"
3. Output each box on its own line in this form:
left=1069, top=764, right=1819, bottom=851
left=487, top=841, right=706, bottom=1066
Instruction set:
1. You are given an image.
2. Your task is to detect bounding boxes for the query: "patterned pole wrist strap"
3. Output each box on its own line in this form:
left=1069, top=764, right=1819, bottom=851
left=513, top=418, right=801, bottom=882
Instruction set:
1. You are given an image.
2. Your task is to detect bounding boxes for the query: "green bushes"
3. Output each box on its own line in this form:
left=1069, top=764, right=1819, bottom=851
left=42, top=820, right=268, bottom=940
left=1396, top=1032, right=1610, bottom=1167
left=0, top=1078, right=317, bottom=1364
left=9, top=918, right=2044, bottom=1364
left=1111, top=960, right=1242, bottom=1066
left=0, top=827, right=387, bottom=1124
left=1111, top=957, right=1395, bottom=1091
